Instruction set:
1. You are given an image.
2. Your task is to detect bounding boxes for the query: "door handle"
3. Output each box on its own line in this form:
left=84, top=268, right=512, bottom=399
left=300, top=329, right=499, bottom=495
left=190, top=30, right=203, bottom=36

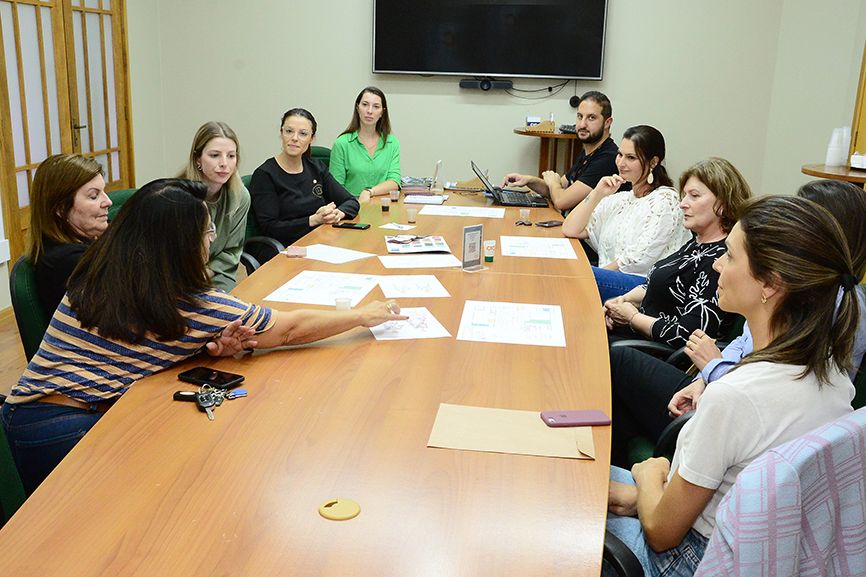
left=73, top=123, right=87, bottom=130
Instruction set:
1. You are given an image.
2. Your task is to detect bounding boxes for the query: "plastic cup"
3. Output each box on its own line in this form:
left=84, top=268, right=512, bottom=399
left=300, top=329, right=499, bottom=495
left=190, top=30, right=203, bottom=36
left=483, top=240, right=496, bottom=262
left=380, top=197, right=391, bottom=212
left=335, top=297, right=351, bottom=311
left=406, top=207, right=418, bottom=223
left=519, top=208, right=530, bottom=221
left=389, top=189, right=400, bottom=203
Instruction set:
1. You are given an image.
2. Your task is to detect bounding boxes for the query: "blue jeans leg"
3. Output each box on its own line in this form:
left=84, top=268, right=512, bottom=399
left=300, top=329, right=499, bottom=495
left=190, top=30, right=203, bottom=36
left=592, top=266, right=646, bottom=303
left=1, top=402, right=102, bottom=494
left=604, top=466, right=708, bottom=577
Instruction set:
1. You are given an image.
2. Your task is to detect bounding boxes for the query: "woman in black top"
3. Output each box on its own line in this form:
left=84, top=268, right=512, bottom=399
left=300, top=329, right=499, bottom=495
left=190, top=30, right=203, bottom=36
left=29, top=154, right=113, bottom=314
left=602, top=158, right=751, bottom=348
left=250, top=108, right=359, bottom=245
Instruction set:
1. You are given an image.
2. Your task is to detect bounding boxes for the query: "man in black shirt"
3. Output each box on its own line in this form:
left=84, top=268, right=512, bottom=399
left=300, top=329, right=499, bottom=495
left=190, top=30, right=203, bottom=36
left=503, top=91, right=618, bottom=212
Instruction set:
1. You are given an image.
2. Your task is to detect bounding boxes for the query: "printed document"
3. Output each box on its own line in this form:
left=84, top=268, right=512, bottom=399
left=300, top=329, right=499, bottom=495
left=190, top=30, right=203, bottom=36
left=378, top=254, right=462, bottom=269
left=264, top=270, right=379, bottom=307
left=369, top=307, right=451, bottom=340
left=377, top=275, right=450, bottom=298
left=456, top=300, right=566, bottom=347
left=499, top=236, right=578, bottom=260
left=419, top=205, right=505, bottom=219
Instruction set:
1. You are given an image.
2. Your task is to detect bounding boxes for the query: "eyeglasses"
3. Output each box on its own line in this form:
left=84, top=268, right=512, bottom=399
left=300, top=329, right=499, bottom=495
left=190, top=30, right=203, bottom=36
left=515, top=220, right=532, bottom=226
left=281, top=127, right=312, bottom=139
left=206, top=222, right=217, bottom=241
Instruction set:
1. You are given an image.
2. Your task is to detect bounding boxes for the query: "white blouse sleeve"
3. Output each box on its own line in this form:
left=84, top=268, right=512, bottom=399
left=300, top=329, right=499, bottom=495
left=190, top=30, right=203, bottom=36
left=586, top=194, right=617, bottom=251
left=617, top=187, right=684, bottom=274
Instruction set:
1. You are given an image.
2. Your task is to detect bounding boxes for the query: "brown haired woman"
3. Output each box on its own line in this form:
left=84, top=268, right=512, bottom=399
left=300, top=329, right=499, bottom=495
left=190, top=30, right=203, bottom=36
left=604, top=195, right=859, bottom=576
left=329, top=86, right=401, bottom=202
left=29, top=154, right=112, bottom=314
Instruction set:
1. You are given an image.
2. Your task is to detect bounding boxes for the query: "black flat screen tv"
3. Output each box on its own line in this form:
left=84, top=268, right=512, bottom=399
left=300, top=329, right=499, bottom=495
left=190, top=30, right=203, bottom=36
left=373, top=0, right=608, bottom=80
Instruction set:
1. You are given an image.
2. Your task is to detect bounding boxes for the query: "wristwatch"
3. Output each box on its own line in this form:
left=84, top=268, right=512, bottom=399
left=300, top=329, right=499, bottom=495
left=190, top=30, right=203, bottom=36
left=363, top=187, right=374, bottom=196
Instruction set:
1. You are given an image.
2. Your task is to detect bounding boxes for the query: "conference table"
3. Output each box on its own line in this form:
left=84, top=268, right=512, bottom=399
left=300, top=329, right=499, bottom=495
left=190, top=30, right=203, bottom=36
left=0, top=190, right=612, bottom=576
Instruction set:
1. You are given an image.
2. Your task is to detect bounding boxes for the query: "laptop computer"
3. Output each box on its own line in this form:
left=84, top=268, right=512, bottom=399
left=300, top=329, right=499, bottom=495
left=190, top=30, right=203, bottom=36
left=470, top=160, right=549, bottom=208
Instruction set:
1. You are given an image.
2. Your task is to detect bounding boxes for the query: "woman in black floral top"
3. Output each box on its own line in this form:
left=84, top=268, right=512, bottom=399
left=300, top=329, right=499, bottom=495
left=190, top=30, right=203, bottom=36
left=603, top=158, right=752, bottom=348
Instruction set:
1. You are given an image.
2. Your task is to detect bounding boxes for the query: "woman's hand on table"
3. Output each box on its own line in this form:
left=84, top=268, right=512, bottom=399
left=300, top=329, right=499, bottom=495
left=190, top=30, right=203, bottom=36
left=358, top=300, right=409, bottom=327
left=206, top=319, right=257, bottom=357
left=310, top=203, right=337, bottom=226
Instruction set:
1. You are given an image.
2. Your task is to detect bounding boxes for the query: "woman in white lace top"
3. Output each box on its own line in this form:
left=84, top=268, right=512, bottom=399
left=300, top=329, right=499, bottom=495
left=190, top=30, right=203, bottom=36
left=563, top=125, right=690, bottom=302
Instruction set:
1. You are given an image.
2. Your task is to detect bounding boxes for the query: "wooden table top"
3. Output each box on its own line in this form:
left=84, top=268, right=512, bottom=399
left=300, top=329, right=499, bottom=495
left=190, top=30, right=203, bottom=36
left=801, top=163, right=866, bottom=184
left=0, top=192, right=611, bottom=577
left=513, top=128, right=580, bottom=140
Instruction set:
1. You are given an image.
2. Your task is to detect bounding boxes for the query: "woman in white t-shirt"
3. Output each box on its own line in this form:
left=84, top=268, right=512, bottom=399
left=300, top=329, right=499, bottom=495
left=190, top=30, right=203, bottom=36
left=562, top=125, right=690, bottom=303
left=602, top=195, right=860, bottom=577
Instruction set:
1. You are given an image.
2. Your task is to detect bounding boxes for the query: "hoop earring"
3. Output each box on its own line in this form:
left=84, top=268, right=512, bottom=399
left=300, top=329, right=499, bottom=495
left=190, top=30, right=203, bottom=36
left=647, top=170, right=654, bottom=185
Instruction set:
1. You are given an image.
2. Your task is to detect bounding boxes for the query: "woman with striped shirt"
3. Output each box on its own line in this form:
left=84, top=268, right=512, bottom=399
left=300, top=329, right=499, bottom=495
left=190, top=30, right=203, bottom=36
left=1, top=178, right=406, bottom=493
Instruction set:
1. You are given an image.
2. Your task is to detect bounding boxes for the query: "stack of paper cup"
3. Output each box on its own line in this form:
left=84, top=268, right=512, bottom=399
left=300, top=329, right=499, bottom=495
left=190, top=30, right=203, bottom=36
left=825, top=127, right=851, bottom=167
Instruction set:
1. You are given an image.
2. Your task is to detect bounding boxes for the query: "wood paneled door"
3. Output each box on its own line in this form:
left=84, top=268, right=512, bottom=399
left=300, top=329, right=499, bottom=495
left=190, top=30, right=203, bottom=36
left=0, top=0, right=133, bottom=262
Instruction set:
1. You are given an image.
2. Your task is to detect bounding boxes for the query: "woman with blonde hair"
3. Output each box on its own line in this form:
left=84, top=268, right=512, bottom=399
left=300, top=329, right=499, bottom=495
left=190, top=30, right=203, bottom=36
left=29, top=154, right=112, bottom=313
left=179, top=121, right=249, bottom=290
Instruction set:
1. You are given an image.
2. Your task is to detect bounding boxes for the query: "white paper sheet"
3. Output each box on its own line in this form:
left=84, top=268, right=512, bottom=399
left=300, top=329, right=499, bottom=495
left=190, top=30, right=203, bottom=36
left=377, top=275, right=451, bottom=298
left=377, top=254, right=462, bottom=269
left=419, top=205, right=505, bottom=219
left=499, top=236, right=578, bottom=260
left=264, top=270, right=380, bottom=307
left=379, top=223, right=417, bottom=231
left=296, top=244, right=376, bottom=264
left=456, top=300, right=566, bottom=347
left=369, top=307, right=451, bottom=340
left=404, top=194, right=446, bottom=205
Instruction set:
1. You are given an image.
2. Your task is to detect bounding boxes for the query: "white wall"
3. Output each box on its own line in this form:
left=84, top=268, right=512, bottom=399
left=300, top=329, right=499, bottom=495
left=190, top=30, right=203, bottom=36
left=0, top=0, right=858, bottom=312
left=126, top=0, right=862, bottom=196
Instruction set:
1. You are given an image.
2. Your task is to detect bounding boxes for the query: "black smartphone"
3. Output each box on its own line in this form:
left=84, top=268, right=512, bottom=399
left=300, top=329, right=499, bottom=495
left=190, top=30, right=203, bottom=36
left=178, top=367, right=245, bottom=390
left=332, top=222, right=370, bottom=230
left=534, top=220, right=563, bottom=228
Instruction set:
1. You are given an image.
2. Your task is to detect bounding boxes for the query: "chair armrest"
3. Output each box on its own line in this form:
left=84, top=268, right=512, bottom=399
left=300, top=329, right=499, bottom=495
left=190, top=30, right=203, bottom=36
left=603, top=530, right=645, bottom=577
left=243, top=236, right=285, bottom=267
left=653, top=411, right=695, bottom=459
left=610, top=339, right=676, bottom=361
left=239, top=252, right=261, bottom=276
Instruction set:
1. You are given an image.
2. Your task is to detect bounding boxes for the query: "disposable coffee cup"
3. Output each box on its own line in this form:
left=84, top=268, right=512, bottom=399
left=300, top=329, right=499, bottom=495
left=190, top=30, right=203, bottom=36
left=381, top=197, right=391, bottom=212
left=519, top=208, right=530, bottom=221
left=389, top=189, right=400, bottom=203
left=406, top=207, right=418, bottom=223
left=483, top=240, right=496, bottom=262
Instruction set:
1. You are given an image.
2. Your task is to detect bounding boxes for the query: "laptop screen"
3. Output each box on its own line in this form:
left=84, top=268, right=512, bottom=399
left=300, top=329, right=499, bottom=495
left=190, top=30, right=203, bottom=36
left=470, top=160, right=497, bottom=194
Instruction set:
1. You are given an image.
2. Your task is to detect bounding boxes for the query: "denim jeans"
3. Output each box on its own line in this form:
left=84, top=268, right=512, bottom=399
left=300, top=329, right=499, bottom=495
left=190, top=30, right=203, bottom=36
left=592, top=266, right=646, bottom=303
left=1, top=402, right=102, bottom=494
left=603, top=466, right=708, bottom=577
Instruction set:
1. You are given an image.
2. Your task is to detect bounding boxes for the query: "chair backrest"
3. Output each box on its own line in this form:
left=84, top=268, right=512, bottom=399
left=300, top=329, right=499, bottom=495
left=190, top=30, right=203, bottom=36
left=311, top=145, right=331, bottom=168
left=9, top=256, right=49, bottom=361
left=0, top=396, right=26, bottom=527
left=695, top=407, right=866, bottom=577
left=107, top=187, right=136, bottom=221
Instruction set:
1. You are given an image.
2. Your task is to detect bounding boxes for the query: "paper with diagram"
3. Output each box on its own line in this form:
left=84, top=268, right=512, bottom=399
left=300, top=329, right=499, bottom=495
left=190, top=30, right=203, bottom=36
left=299, top=244, right=376, bottom=264
left=377, top=275, right=450, bottom=298
left=369, top=307, right=451, bottom=340
left=499, top=236, right=578, bottom=260
left=456, top=300, right=566, bottom=347
left=264, top=270, right=379, bottom=307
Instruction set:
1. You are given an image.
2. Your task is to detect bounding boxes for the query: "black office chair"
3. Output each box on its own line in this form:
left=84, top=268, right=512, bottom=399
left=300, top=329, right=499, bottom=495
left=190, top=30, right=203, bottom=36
left=0, top=395, right=27, bottom=527
left=240, top=175, right=285, bottom=271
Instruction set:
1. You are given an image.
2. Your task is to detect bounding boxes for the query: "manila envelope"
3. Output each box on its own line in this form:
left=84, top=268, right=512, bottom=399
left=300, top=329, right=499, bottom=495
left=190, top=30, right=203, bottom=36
left=427, top=403, right=595, bottom=459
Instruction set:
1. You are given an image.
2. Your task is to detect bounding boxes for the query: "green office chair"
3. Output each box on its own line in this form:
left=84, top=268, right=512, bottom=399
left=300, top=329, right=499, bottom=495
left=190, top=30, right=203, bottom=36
left=310, top=145, right=331, bottom=168
left=107, top=187, right=137, bottom=221
left=0, top=395, right=26, bottom=527
left=9, top=256, right=49, bottom=362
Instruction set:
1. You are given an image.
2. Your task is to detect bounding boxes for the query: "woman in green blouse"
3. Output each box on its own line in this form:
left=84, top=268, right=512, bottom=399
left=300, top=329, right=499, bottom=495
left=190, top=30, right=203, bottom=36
left=330, top=86, right=401, bottom=203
